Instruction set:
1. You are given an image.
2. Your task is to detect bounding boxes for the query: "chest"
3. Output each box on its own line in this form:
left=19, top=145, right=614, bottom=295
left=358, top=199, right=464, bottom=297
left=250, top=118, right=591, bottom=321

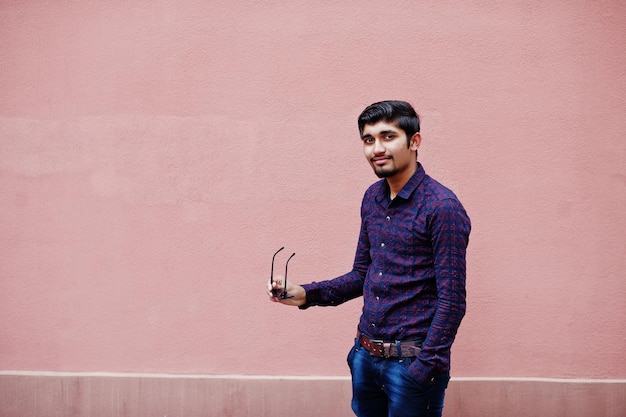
left=363, top=202, right=433, bottom=259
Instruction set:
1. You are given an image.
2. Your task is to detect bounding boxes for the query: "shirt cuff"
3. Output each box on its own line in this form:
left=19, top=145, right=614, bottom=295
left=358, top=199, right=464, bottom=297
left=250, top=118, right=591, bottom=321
left=408, top=356, right=436, bottom=385
left=298, top=283, right=319, bottom=309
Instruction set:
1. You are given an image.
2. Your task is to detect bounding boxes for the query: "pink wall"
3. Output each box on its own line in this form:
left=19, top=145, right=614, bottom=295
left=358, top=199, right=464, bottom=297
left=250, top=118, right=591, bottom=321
left=1, top=0, right=625, bottom=384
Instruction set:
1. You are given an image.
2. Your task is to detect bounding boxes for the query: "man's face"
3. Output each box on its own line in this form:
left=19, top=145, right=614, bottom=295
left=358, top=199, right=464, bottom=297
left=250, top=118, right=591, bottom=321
left=361, top=121, right=419, bottom=179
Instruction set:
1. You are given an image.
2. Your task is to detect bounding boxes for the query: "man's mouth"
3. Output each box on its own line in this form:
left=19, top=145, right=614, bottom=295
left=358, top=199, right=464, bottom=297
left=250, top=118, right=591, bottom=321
left=372, top=156, right=391, bottom=166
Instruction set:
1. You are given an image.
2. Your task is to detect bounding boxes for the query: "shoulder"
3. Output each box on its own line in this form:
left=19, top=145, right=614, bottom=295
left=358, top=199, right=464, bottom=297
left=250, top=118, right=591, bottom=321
left=420, top=175, right=470, bottom=225
left=421, top=175, right=460, bottom=202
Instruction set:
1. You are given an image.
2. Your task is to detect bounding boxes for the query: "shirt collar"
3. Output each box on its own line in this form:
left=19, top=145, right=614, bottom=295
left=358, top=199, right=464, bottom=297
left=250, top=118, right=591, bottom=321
left=376, top=163, right=426, bottom=204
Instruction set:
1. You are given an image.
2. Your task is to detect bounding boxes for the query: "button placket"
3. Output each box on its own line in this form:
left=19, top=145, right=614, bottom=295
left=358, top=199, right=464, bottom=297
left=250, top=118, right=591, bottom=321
left=374, top=212, right=389, bottom=315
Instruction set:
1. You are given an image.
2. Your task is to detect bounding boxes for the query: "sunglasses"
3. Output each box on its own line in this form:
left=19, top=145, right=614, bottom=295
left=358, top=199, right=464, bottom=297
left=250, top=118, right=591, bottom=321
left=270, top=247, right=295, bottom=299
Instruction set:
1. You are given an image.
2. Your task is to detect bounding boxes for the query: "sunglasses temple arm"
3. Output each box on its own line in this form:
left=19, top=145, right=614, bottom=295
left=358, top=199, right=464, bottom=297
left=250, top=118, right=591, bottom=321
left=271, top=247, right=285, bottom=286
left=284, top=253, right=296, bottom=295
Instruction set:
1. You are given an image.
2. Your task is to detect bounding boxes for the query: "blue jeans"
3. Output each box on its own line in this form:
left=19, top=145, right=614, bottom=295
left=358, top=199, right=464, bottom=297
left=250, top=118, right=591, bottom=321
left=347, top=339, right=450, bottom=417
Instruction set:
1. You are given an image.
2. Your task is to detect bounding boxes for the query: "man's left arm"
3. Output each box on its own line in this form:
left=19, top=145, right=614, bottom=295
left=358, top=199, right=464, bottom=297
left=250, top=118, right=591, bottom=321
left=410, top=197, right=471, bottom=386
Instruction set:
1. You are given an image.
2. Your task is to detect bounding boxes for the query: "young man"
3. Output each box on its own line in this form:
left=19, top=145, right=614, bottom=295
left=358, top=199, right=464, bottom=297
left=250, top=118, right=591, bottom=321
left=268, top=100, right=471, bottom=417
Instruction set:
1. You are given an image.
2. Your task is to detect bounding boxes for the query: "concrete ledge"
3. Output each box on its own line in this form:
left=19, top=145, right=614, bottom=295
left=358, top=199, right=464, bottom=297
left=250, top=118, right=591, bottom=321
left=445, top=377, right=626, bottom=417
left=1, top=372, right=624, bottom=417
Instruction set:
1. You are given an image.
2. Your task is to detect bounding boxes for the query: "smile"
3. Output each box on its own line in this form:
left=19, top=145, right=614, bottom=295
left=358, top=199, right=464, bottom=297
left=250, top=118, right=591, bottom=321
left=372, top=156, right=392, bottom=165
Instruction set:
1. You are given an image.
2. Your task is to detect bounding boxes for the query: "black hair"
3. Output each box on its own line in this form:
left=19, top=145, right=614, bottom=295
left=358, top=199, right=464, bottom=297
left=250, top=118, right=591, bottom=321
left=358, top=100, right=420, bottom=146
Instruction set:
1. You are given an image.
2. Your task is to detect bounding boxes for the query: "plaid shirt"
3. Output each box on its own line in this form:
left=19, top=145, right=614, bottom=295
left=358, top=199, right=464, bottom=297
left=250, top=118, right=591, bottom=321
left=301, top=164, right=471, bottom=384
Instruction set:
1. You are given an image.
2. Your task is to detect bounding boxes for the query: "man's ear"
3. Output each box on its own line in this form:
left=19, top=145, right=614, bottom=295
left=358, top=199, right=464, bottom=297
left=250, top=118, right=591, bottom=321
left=410, top=133, right=422, bottom=151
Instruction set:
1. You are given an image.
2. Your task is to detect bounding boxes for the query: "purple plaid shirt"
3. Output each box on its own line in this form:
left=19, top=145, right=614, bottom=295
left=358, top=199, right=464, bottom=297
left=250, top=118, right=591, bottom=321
left=301, top=164, right=471, bottom=384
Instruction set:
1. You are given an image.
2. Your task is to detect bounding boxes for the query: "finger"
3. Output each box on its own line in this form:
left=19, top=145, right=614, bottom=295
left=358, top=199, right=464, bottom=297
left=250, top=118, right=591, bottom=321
left=267, top=285, right=281, bottom=299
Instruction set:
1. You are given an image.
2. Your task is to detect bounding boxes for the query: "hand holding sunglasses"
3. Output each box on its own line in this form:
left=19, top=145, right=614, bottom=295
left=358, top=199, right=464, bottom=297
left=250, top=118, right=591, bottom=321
left=267, top=247, right=306, bottom=306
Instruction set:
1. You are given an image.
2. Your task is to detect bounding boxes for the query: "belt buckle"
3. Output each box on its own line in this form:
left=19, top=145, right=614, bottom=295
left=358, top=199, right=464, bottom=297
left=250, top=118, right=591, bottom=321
left=370, top=339, right=392, bottom=358
left=382, top=342, right=392, bottom=358
left=359, top=332, right=394, bottom=358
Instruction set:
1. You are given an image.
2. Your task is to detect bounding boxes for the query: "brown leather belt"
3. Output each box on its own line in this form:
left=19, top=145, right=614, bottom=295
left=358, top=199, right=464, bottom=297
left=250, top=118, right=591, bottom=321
left=357, top=330, right=423, bottom=358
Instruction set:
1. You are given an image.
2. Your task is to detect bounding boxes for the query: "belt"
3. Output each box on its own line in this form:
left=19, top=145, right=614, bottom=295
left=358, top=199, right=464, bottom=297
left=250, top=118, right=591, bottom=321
left=357, top=330, right=423, bottom=358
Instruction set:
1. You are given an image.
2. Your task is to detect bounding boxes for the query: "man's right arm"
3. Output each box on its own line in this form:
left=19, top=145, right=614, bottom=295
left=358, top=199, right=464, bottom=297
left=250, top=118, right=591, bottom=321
left=299, top=213, right=371, bottom=309
left=298, top=268, right=366, bottom=309
left=269, top=191, right=372, bottom=309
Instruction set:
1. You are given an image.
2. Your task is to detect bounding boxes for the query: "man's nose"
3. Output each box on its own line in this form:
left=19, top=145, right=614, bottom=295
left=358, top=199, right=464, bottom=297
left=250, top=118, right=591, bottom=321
left=373, top=139, right=385, bottom=154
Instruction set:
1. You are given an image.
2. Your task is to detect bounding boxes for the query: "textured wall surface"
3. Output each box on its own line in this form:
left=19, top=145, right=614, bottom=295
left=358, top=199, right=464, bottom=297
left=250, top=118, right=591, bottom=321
left=1, top=372, right=624, bottom=417
left=1, top=0, right=625, bottom=387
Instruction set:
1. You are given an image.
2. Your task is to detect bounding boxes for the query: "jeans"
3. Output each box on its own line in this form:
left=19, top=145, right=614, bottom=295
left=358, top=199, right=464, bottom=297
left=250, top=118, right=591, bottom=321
left=347, top=339, right=450, bottom=417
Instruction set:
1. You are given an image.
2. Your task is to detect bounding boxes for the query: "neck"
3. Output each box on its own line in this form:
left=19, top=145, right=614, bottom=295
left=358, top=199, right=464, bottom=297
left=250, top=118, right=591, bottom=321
left=387, top=162, right=418, bottom=199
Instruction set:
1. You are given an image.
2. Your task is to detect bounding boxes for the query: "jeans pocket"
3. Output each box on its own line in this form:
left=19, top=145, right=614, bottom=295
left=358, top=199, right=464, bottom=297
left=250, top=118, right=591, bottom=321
left=398, top=359, right=424, bottom=387
left=397, top=358, right=440, bottom=393
left=346, top=338, right=359, bottom=370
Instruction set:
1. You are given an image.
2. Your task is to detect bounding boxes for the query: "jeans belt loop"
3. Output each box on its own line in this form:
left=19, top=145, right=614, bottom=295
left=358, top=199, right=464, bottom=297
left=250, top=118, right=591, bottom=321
left=395, top=340, right=403, bottom=360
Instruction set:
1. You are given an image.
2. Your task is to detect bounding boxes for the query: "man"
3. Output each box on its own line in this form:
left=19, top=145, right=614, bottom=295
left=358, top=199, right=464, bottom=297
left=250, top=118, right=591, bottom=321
left=268, top=100, right=471, bottom=417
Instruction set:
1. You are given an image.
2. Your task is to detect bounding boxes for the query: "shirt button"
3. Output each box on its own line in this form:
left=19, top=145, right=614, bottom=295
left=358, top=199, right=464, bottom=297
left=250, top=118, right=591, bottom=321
left=378, top=272, right=383, bottom=276
left=380, top=242, right=385, bottom=248
left=386, top=216, right=391, bottom=221
left=376, top=296, right=380, bottom=300
left=371, top=323, right=376, bottom=328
